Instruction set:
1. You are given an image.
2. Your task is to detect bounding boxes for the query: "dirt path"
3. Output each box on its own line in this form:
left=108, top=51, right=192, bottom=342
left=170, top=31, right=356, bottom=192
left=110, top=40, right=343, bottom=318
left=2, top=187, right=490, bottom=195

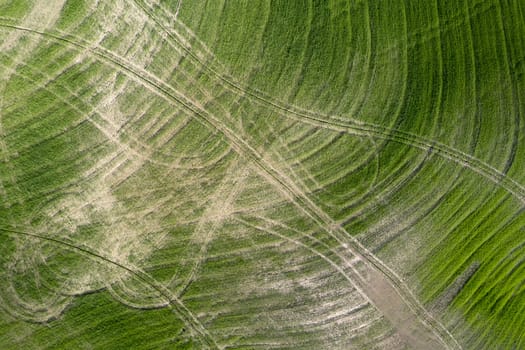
left=0, top=22, right=460, bottom=349
left=362, top=267, right=446, bottom=349
left=236, top=217, right=446, bottom=349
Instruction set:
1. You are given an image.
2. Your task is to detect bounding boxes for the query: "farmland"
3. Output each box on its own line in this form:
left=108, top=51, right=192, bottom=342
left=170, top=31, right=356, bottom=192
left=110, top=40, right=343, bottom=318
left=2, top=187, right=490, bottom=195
left=0, top=0, right=525, bottom=349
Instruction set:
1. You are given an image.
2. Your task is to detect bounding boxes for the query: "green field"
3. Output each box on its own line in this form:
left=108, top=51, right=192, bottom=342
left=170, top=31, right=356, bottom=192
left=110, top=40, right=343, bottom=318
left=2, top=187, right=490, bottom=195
left=0, top=0, right=525, bottom=349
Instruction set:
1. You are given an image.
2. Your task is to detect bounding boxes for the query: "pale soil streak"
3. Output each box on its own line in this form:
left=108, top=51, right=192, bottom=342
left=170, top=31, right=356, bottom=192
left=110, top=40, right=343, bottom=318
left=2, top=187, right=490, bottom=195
left=175, top=0, right=182, bottom=20
left=176, top=158, right=249, bottom=296
left=233, top=218, right=395, bottom=337
left=0, top=24, right=457, bottom=349
left=237, top=217, right=443, bottom=349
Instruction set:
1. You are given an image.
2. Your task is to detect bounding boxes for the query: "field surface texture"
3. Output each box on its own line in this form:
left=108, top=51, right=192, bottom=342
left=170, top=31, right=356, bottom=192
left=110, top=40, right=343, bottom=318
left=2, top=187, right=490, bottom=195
left=1, top=0, right=525, bottom=349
